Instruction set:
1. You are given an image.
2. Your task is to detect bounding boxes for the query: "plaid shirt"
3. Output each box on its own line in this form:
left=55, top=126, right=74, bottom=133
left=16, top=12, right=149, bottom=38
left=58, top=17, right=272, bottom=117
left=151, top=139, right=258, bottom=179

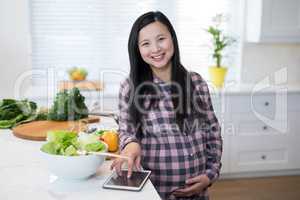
left=118, top=72, right=222, bottom=200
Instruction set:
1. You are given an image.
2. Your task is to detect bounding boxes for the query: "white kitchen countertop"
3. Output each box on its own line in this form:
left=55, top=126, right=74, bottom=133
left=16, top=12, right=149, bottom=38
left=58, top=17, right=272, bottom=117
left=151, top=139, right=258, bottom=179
left=0, top=127, right=161, bottom=200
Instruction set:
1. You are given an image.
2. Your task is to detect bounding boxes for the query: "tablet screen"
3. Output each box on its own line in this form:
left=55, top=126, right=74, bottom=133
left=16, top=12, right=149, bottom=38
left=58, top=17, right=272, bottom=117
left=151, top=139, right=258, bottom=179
left=103, top=170, right=151, bottom=191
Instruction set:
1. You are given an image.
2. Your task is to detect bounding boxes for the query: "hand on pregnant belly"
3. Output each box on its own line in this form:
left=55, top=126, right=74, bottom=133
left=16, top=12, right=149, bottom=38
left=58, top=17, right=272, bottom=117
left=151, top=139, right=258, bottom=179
left=172, top=174, right=210, bottom=197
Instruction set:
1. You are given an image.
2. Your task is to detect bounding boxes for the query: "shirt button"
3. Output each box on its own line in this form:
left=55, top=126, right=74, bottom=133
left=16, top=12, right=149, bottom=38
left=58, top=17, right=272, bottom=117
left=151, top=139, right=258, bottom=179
left=189, top=153, right=194, bottom=158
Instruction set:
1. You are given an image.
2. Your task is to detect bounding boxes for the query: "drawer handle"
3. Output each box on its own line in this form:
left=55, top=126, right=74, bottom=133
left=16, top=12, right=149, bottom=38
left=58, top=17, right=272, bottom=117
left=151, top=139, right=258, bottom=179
left=262, top=126, right=268, bottom=130
left=261, top=155, right=267, bottom=160
left=264, top=102, right=270, bottom=106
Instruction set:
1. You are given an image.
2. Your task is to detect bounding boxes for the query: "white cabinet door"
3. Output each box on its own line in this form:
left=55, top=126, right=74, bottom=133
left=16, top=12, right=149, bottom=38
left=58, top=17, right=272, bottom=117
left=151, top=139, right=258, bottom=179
left=288, top=112, right=300, bottom=169
left=288, top=93, right=300, bottom=111
left=229, top=135, right=293, bottom=172
left=246, top=0, right=300, bottom=43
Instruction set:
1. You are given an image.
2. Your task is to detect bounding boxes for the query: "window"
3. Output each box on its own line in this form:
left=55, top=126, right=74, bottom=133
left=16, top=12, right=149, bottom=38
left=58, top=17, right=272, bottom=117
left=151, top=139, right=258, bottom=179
left=30, top=0, right=243, bottom=87
left=174, top=0, right=243, bottom=82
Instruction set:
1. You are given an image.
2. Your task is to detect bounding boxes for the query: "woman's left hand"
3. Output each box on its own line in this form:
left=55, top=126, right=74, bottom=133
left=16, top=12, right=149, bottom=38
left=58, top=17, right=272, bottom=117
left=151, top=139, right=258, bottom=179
left=172, top=174, right=210, bottom=197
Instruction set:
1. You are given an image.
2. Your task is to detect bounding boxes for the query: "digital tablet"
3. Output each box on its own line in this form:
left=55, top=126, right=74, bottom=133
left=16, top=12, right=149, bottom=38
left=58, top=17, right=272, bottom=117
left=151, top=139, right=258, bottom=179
left=102, top=170, right=151, bottom=191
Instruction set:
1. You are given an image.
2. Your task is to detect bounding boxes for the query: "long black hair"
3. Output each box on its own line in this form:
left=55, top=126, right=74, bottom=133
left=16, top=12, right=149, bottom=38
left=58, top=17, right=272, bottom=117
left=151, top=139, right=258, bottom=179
left=128, top=11, right=192, bottom=132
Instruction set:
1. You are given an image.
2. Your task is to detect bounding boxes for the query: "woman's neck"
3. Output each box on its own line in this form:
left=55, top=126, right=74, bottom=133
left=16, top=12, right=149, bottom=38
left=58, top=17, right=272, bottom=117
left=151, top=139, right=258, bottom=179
left=150, top=63, right=172, bottom=83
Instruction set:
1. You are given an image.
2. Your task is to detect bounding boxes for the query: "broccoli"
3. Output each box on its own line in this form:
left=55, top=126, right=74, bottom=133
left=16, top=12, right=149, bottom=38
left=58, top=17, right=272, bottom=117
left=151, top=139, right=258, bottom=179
left=47, top=88, right=88, bottom=121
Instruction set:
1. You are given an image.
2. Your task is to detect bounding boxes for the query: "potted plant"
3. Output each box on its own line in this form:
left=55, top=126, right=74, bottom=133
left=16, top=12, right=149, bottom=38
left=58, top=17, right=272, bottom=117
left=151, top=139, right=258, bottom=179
left=206, top=14, right=235, bottom=88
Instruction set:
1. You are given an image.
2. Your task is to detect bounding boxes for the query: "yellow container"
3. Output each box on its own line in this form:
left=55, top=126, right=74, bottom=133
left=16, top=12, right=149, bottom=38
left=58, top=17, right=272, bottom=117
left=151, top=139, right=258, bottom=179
left=209, top=66, right=227, bottom=88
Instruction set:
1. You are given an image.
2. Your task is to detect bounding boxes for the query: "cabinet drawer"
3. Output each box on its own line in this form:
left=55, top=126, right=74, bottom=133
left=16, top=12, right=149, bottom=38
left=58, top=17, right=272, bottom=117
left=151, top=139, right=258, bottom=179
left=234, top=120, right=287, bottom=136
left=230, top=136, right=292, bottom=172
left=229, top=113, right=289, bottom=135
left=233, top=148, right=290, bottom=172
left=226, top=94, right=276, bottom=115
left=238, top=148, right=287, bottom=166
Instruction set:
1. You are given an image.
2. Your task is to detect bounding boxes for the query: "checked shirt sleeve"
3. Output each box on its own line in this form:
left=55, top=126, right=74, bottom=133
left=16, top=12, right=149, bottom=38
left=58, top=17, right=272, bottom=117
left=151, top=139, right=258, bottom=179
left=118, top=79, right=139, bottom=150
left=192, top=72, right=223, bottom=184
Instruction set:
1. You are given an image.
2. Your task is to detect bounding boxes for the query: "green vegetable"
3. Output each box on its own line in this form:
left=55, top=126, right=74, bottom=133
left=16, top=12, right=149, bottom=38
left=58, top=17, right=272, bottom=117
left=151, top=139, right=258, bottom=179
left=0, top=88, right=88, bottom=129
left=41, top=130, right=106, bottom=156
left=0, top=114, right=25, bottom=128
left=0, top=99, right=36, bottom=119
left=41, top=130, right=78, bottom=156
left=94, top=130, right=105, bottom=136
left=84, top=142, right=105, bottom=152
left=40, top=141, right=62, bottom=155
left=47, top=130, right=77, bottom=142
left=14, top=110, right=48, bottom=126
left=47, top=130, right=78, bottom=150
left=0, top=99, right=22, bottom=120
left=0, top=120, right=15, bottom=129
left=64, top=145, right=78, bottom=156
left=0, top=98, right=41, bottom=129
left=47, top=88, right=88, bottom=121
left=0, top=99, right=48, bottom=129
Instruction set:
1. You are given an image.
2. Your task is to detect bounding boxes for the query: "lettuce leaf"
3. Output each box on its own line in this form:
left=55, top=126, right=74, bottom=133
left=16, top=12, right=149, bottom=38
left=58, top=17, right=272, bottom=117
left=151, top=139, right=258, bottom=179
left=41, top=130, right=105, bottom=156
left=64, top=145, right=78, bottom=156
left=40, top=141, right=62, bottom=155
left=84, top=142, right=106, bottom=152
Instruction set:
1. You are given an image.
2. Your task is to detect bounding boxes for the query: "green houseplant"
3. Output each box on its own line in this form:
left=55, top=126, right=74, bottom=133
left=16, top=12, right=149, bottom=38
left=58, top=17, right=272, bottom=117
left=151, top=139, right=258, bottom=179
left=206, top=14, right=235, bottom=88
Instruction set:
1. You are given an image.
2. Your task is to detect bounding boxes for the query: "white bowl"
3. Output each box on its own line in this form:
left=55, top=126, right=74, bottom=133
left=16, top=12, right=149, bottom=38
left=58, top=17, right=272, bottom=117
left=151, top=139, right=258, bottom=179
left=40, top=144, right=108, bottom=180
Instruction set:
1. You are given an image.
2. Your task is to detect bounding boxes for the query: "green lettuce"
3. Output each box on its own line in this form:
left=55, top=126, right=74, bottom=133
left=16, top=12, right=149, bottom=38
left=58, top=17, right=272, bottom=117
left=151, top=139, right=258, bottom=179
left=41, top=130, right=106, bottom=156
left=40, top=141, right=62, bottom=155
left=64, top=145, right=78, bottom=156
left=84, top=142, right=106, bottom=152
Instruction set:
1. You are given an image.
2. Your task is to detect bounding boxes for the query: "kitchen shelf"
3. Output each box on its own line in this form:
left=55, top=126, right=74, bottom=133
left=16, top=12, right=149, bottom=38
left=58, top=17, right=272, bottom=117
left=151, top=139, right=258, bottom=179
left=58, top=80, right=104, bottom=91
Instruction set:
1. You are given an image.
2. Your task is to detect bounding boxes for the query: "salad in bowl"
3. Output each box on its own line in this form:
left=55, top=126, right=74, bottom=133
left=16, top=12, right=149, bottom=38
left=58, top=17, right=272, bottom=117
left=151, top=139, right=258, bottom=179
left=40, top=130, right=108, bottom=180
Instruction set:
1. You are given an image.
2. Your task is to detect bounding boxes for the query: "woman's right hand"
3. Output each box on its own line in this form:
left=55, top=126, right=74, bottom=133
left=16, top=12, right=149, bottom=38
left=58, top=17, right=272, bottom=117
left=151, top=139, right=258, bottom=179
left=110, top=142, right=142, bottom=178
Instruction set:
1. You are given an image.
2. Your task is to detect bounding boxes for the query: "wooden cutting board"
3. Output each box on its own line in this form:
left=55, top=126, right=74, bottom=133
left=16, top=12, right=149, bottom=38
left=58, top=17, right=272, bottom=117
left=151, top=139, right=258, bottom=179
left=12, top=116, right=100, bottom=141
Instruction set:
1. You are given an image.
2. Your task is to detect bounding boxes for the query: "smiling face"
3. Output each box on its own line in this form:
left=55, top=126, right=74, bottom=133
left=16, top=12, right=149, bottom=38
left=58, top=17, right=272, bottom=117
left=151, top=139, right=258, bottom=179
left=138, top=21, right=174, bottom=71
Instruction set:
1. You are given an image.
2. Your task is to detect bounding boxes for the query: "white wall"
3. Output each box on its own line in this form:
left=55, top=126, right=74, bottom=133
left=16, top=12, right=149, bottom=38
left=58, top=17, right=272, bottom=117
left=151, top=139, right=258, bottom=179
left=0, top=0, right=31, bottom=99
left=241, top=43, right=300, bottom=84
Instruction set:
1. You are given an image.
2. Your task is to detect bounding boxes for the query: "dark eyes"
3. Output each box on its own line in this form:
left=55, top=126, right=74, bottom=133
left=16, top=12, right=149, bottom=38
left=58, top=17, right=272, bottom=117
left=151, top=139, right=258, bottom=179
left=141, top=42, right=149, bottom=47
left=140, top=37, right=165, bottom=47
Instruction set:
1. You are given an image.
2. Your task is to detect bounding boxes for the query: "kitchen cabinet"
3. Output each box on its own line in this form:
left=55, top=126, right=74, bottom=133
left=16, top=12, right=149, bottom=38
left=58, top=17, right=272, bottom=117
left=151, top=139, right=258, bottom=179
left=218, top=90, right=300, bottom=177
left=246, top=0, right=300, bottom=43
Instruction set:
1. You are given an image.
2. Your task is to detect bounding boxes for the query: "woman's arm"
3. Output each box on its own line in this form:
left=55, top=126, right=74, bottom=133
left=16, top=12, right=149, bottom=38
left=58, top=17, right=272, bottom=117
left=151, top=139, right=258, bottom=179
left=192, top=72, right=223, bottom=183
left=118, top=78, right=140, bottom=150
left=110, top=79, right=142, bottom=178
